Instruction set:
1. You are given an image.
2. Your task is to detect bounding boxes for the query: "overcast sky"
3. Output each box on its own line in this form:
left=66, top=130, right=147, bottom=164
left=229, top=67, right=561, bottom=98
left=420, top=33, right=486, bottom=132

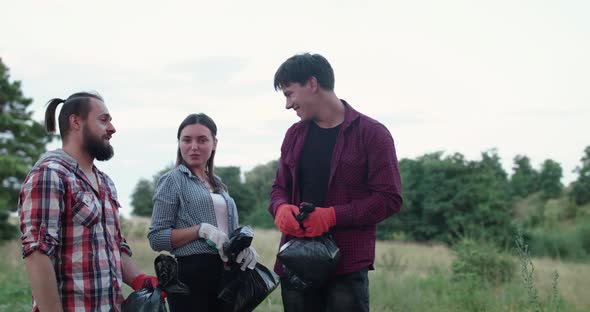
left=2, top=0, right=589, bottom=216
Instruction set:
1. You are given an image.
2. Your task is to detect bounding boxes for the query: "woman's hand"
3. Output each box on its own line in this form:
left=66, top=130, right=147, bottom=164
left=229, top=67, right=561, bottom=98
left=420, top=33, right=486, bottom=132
left=198, top=223, right=229, bottom=262
left=236, top=246, right=258, bottom=271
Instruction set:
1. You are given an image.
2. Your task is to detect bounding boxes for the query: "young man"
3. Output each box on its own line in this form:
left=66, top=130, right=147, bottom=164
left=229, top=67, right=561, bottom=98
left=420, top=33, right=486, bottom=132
left=19, top=92, right=158, bottom=312
left=270, top=53, right=403, bottom=311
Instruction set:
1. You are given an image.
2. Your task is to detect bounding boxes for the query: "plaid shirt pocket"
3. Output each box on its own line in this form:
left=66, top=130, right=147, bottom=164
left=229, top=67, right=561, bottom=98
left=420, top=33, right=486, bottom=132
left=72, top=191, right=101, bottom=227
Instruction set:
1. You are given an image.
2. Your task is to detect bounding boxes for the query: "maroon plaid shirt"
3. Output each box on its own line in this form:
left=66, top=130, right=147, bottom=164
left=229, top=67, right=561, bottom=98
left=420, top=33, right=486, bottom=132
left=270, top=100, right=403, bottom=276
left=19, top=149, right=131, bottom=312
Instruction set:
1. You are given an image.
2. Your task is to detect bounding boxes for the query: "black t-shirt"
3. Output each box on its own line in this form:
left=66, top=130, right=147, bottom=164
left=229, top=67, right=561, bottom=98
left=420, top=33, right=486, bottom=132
left=298, top=121, right=341, bottom=207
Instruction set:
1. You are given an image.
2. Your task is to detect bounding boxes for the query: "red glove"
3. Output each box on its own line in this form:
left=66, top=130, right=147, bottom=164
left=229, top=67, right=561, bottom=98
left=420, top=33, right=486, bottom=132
left=131, top=274, right=167, bottom=298
left=131, top=274, right=157, bottom=290
left=302, top=206, right=336, bottom=237
left=274, top=204, right=305, bottom=237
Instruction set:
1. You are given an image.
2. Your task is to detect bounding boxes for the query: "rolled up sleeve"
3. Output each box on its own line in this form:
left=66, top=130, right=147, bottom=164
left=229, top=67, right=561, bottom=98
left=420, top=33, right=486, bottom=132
left=19, top=168, right=63, bottom=258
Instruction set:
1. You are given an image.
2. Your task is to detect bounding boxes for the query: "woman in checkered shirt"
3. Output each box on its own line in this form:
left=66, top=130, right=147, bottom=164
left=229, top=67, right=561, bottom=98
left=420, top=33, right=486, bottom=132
left=148, top=113, right=258, bottom=312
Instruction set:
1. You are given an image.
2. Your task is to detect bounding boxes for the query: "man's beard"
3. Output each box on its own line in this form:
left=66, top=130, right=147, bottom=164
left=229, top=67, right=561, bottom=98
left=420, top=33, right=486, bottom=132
left=83, top=126, right=114, bottom=161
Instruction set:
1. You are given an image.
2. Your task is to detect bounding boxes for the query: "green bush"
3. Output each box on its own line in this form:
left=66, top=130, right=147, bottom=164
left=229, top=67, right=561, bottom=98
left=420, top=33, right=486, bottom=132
left=528, top=229, right=586, bottom=260
left=576, top=222, right=590, bottom=255
left=241, top=203, right=275, bottom=229
left=452, top=238, right=515, bottom=285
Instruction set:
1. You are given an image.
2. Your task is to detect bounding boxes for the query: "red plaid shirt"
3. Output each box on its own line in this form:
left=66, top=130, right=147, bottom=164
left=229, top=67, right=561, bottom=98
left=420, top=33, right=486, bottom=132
left=19, top=149, right=131, bottom=312
left=270, top=101, right=403, bottom=276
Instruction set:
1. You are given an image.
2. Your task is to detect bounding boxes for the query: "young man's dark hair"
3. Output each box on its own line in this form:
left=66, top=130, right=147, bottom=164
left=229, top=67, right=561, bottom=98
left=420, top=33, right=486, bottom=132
left=273, top=53, right=335, bottom=91
left=44, top=92, right=104, bottom=139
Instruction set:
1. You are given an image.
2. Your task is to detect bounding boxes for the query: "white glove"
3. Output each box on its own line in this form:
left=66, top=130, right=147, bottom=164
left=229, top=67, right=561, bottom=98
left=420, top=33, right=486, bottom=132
left=236, top=246, right=259, bottom=271
left=198, top=223, right=229, bottom=262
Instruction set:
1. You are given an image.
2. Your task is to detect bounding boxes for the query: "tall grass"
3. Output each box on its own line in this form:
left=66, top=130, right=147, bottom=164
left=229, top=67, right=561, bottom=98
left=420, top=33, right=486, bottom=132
left=1, top=221, right=590, bottom=311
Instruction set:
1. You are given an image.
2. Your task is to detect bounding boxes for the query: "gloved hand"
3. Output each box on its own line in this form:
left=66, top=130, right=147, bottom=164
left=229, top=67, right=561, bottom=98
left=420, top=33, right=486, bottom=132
left=131, top=274, right=158, bottom=290
left=236, top=246, right=259, bottom=271
left=302, top=206, right=336, bottom=237
left=274, top=204, right=305, bottom=237
left=198, top=223, right=229, bottom=262
left=131, top=274, right=167, bottom=299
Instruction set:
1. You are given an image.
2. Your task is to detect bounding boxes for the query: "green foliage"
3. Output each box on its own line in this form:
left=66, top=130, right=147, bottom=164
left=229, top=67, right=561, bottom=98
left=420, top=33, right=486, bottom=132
left=577, top=222, right=590, bottom=255
left=515, top=230, right=542, bottom=312
left=0, top=59, right=52, bottom=241
left=216, top=166, right=256, bottom=217
left=130, top=161, right=276, bottom=227
left=511, top=155, right=540, bottom=198
left=452, top=238, right=515, bottom=285
left=551, top=271, right=562, bottom=312
left=570, top=146, right=590, bottom=206
left=242, top=160, right=278, bottom=227
left=130, top=164, right=174, bottom=216
left=539, top=159, right=563, bottom=200
left=244, top=160, right=278, bottom=205
left=241, top=203, right=275, bottom=228
left=130, top=179, right=153, bottom=217
left=379, top=150, right=514, bottom=244
left=1, top=230, right=585, bottom=312
left=515, top=230, right=568, bottom=312
left=527, top=228, right=586, bottom=260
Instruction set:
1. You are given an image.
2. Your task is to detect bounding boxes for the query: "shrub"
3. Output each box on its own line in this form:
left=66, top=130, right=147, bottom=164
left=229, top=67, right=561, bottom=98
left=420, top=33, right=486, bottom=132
left=241, top=203, right=275, bottom=229
left=528, top=230, right=586, bottom=260
left=576, top=222, right=590, bottom=255
left=452, top=238, right=515, bottom=285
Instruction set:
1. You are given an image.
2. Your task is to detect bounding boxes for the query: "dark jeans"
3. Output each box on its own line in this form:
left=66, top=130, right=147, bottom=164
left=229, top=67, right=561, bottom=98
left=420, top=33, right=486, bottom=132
left=168, top=253, right=224, bottom=312
left=281, top=268, right=370, bottom=312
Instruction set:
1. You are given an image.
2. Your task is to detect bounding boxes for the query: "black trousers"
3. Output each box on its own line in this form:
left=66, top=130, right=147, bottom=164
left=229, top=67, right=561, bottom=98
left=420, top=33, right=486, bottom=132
left=281, top=268, right=370, bottom=312
left=168, top=254, right=224, bottom=312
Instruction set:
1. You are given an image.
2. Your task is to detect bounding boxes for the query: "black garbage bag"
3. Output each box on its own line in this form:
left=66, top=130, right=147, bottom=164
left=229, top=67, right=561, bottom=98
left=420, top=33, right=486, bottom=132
left=280, top=268, right=310, bottom=291
left=276, top=202, right=341, bottom=289
left=217, top=226, right=280, bottom=312
left=153, top=254, right=190, bottom=295
left=122, top=287, right=166, bottom=312
left=218, top=263, right=280, bottom=312
left=123, top=254, right=189, bottom=312
left=277, top=232, right=340, bottom=288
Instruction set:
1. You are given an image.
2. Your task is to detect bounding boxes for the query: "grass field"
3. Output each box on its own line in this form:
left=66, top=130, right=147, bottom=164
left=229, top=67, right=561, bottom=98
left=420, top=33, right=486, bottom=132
left=2, top=221, right=590, bottom=311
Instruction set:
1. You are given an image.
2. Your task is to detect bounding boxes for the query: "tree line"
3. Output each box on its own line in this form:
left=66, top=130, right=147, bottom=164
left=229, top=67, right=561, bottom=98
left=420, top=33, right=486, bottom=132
left=129, top=147, right=590, bottom=248
left=2, top=58, right=590, bottom=248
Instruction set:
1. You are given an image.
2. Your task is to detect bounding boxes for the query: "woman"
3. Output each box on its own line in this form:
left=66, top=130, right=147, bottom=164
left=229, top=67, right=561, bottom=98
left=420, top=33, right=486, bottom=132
left=148, top=113, right=258, bottom=311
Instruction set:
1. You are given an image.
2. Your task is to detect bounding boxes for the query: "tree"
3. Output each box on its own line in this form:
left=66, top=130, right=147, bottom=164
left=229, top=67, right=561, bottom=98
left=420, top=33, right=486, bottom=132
left=510, top=155, right=539, bottom=198
left=216, top=166, right=256, bottom=217
left=130, top=179, right=154, bottom=217
left=0, top=59, right=52, bottom=240
left=379, top=150, right=513, bottom=244
left=130, top=163, right=261, bottom=220
left=538, top=159, right=563, bottom=200
left=244, top=160, right=278, bottom=206
left=571, top=146, right=590, bottom=205
left=130, top=164, right=173, bottom=216
left=243, top=160, right=279, bottom=228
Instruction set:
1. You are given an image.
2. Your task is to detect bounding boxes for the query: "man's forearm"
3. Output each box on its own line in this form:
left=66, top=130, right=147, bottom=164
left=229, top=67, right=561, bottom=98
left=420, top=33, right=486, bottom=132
left=24, top=251, right=63, bottom=312
left=121, top=253, right=141, bottom=285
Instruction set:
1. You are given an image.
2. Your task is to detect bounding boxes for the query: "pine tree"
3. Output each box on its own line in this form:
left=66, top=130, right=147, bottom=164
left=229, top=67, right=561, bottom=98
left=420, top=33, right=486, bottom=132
left=0, top=59, right=52, bottom=240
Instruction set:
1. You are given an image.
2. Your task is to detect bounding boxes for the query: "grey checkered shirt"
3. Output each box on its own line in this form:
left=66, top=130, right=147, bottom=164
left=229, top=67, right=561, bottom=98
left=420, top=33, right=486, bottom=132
left=148, top=165, right=238, bottom=257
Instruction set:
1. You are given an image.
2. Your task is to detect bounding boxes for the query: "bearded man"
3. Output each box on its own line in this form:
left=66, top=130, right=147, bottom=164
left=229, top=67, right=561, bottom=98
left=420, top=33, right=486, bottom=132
left=18, top=92, right=158, bottom=312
